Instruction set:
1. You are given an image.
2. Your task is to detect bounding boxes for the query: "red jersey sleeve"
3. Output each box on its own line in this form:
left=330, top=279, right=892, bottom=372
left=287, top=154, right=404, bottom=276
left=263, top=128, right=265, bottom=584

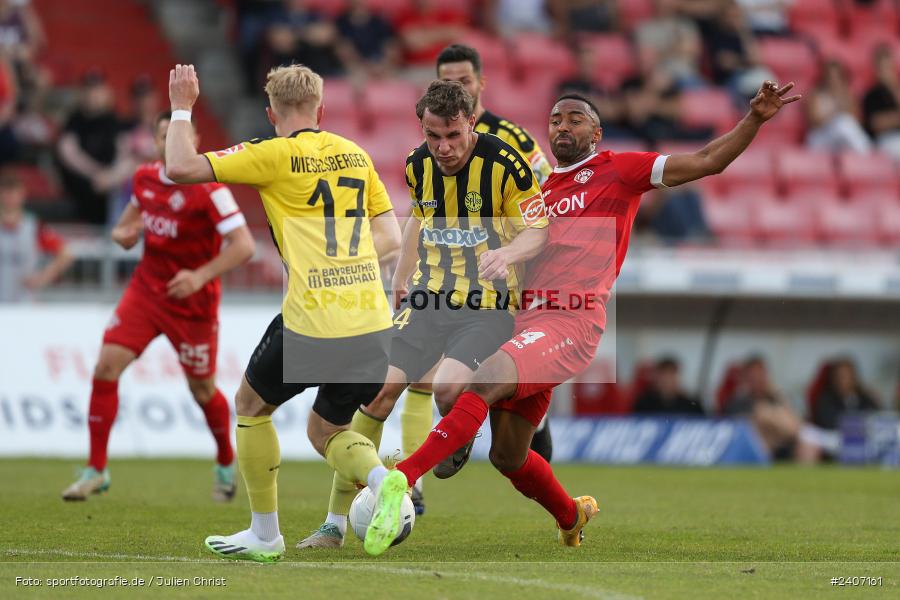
left=37, top=223, right=65, bottom=254
left=201, top=183, right=246, bottom=235
left=611, top=151, right=668, bottom=194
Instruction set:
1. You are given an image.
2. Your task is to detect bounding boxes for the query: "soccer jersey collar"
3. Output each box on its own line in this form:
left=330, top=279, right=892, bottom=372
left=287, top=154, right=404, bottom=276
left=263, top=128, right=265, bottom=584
left=291, top=128, right=321, bottom=136
left=553, top=152, right=598, bottom=174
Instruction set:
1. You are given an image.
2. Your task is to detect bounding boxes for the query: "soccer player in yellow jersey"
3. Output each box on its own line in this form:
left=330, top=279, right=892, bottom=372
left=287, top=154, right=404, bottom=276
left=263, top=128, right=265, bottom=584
left=298, top=80, right=548, bottom=552
left=164, top=63, right=402, bottom=562
left=397, top=44, right=555, bottom=519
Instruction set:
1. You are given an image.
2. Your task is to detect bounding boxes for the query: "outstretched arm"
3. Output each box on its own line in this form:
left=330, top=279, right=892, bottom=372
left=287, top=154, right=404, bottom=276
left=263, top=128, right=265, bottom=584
left=661, top=81, right=801, bottom=188
left=165, top=64, right=215, bottom=183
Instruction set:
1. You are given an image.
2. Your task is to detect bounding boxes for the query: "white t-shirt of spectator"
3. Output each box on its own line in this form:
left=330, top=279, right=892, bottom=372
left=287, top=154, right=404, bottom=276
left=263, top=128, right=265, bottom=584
left=496, top=0, right=551, bottom=35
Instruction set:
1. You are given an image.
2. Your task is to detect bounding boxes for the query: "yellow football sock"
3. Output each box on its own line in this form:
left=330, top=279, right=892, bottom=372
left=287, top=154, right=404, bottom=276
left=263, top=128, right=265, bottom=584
left=236, top=415, right=280, bottom=514
left=324, top=430, right=382, bottom=489
left=402, top=388, right=434, bottom=459
left=328, top=410, right=385, bottom=516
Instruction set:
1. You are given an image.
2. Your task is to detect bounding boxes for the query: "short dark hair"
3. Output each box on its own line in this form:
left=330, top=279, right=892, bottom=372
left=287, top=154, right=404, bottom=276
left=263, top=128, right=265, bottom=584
left=0, top=169, right=22, bottom=189
left=555, top=92, right=601, bottom=123
left=436, top=44, right=482, bottom=75
left=656, top=356, right=680, bottom=371
left=416, top=80, right=475, bottom=121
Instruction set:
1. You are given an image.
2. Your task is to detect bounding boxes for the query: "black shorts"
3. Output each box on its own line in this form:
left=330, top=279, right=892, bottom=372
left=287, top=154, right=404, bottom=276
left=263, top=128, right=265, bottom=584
left=244, top=314, right=390, bottom=426
left=390, top=288, right=514, bottom=381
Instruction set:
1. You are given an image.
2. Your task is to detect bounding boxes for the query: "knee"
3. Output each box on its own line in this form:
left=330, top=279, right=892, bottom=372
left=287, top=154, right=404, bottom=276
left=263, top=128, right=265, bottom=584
left=188, top=380, right=216, bottom=405
left=308, top=416, right=343, bottom=457
left=488, top=446, right=525, bottom=474
left=467, top=358, right=516, bottom=404
left=235, top=386, right=269, bottom=417
left=366, top=383, right=403, bottom=419
left=93, top=360, right=122, bottom=382
left=432, top=381, right=463, bottom=415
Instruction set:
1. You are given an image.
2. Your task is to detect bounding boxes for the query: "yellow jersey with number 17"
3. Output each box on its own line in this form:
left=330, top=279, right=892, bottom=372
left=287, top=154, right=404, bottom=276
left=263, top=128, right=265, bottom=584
left=204, top=128, right=394, bottom=339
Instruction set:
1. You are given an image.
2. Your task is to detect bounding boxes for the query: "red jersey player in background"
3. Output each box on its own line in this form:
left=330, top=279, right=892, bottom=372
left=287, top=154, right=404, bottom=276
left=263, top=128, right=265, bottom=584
left=62, top=112, right=255, bottom=502
left=364, top=80, right=800, bottom=556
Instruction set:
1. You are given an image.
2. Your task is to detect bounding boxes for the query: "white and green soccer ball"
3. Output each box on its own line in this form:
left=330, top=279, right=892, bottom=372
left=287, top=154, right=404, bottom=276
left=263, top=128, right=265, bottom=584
left=349, top=486, right=416, bottom=546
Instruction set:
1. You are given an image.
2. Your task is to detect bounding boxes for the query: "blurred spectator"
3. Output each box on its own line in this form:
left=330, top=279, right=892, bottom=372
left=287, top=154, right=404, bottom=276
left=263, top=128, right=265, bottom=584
left=263, top=0, right=343, bottom=78
left=56, top=70, right=133, bottom=225
left=0, top=54, right=18, bottom=164
left=123, top=75, right=161, bottom=165
left=635, top=0, right=706, bottom=90
left=862, top=45, right=900, bottom=161
left=0, top=169, right=71, bottom=302
left=633, top=357, right=705, bottom=415
left=336, top=0, right=399, bottom=77
left=724, top=355, right=816, bottom=461
left=549, top=0, right=618, bottom=37
left=806, top=60, right=872, bottom=154
left=812, top=358, right=880, bottom=431
left=0, top=0, right=45, bottom=91
left=621, top=69, right=713, bottom=142
left=556, top=44, right=631, bottom=139
left=235, top=0, right=283, bottom=92
left=705, top=1, right=772, bottom=99
left=637, top=185, right=711, bottom=242
left=736, top=0, right=793, bottom=36
left=486, top=0, right=551, bottom=36
left=395, top=0, right=467, bottom=71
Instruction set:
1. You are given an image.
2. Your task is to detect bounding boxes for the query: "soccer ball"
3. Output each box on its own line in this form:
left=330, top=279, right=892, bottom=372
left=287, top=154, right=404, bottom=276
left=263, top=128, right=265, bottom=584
left=348, top=486, right=415, bottom=546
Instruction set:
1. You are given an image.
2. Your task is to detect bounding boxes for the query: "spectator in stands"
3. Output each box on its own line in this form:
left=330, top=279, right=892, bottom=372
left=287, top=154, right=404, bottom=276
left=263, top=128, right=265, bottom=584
left=395, top=0, right=468, bottom=73
left=705, top=1, right=773, bottom=101
left=862, top=45, right=900, bottom=161
left=56, top=70, right=133, bottom=225
left=235, top=0, right=283, bottom=92
left=548, top=0, right=618, bottom=36
left=263, top=0, right=343, bottom=77
left=812, top=358, right=880, bottom=431
left=620, top=67, right=713, bottom=142
left=0, top=0, right=45, bottom=90
left=0, top=54, right=18, bottom=165
left=736, top=0, right=792, bottom=37
left=636, top=0, right=707, bottom=90
left=633, top=357, right=705, bottom=415
left=485, top=0, right=551, bottom=36
left=807, top=60, right=872, bottom=154
left=637, top=186, right=711, bottom=242
left=336, top=0, right=400, bottom=77
left=724, top=355, right=814, bottom=461
left=556, top=44, right=631, bottom=139
left=0, top=169, right=71, bottom=302
left=123, top=75, right=162, bottom=165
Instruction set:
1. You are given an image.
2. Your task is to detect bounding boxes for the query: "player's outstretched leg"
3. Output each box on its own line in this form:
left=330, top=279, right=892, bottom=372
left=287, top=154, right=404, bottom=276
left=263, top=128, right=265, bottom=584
left=63, top=344, right=135, bottom=501
left=297, top=409, right=386, bottom=549
left=188, top=378, right=237, bottom=502
left=364, top=469, right=407, bottom=557
left=401, top=386, right=434, bottom=514
left=204, top=379, right=284, bottom=563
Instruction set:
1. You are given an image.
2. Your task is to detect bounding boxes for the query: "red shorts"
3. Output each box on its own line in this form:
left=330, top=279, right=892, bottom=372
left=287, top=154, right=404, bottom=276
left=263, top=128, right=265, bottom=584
left=102, top=285, right=219, bottom=378
left=493, top=310, right=601, bottom=426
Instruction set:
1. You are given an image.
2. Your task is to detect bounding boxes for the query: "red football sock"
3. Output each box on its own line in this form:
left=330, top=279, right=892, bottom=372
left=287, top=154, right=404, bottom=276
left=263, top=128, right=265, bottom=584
left=201, top=389, right=234, bottom=466
left=502, top=450, right=577, bottom=529
left=396, top=391, right=489, bottom=485
left=87, top=378, right=119, bottom=471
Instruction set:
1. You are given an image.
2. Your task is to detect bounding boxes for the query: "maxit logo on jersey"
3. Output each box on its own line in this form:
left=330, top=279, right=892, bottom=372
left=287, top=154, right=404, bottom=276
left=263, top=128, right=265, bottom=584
left=422, top=226, right=488, bottom=247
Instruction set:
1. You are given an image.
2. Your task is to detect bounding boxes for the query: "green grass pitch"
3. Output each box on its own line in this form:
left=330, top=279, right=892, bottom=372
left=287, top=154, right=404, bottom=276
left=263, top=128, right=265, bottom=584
left=1, top=458, right=897, bottom=599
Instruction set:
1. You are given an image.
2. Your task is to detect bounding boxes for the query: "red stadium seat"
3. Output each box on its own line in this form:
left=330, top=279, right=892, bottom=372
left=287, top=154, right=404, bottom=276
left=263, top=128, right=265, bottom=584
left=483, top=75, right=555, bottom=125
left=618, top=0, right=654, bottom=32
left=511, top=33, right=576, bottom=80
left=789, top=0, right=841, bottom=37
left=701, top=191, right=755, bottom=243
left=15, top=165, right=62, bottom=201
left=458, top=30, right=510, bottom=76
left=838, top=152, right=898, bottom=197
left=713, top=149, right=775, bottom=194
left=602, top=139, right=649, bottom=154
left=758, top=38, right=820, bottom=90
left=364, top=0, right=415, bottom=19
left=679, top=89, right=739, bottom=134
left=302, top=0, right=347, bottom=17
left=846, top=0, right=899, bottom=37
left=801, top=190, right=878, bottom=245
left=874, top=199, right=900, bottom=244
left=362, top=80, right=421, bottom=128
left=322, top=78, right=362, bottom=121
left=580, top=33, right=636, bottom=90
left=774, top=149, right=839, bottom=196
left=752, top=196, right=818, bottom=245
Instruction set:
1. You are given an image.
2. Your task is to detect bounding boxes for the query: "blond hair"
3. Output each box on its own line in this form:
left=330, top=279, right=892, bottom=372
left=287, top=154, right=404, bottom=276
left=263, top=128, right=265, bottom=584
left=264, top=64, right=323, bottom=115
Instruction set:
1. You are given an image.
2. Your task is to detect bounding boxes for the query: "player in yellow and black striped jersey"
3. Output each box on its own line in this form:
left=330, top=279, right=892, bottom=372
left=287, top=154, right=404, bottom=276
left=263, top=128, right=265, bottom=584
left=165, top=63, right=404, bottom=562
left=438, top=44, right=553, bottom=185
left=297, top=80, right=548, bottom=551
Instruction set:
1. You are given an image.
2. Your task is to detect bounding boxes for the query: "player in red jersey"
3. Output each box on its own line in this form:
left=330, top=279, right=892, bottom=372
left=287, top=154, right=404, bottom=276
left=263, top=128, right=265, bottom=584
left=364, top=81, right=801, bottom=556
left=62, top=112, right=255, bottom=502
